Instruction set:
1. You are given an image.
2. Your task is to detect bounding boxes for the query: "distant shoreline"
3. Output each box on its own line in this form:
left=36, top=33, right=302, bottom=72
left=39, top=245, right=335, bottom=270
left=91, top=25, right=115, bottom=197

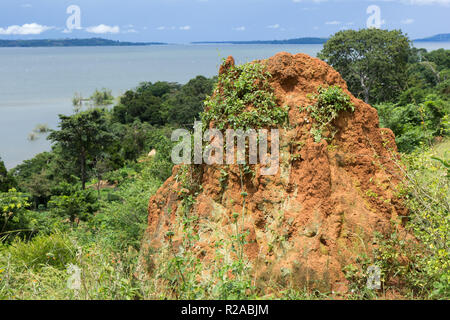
left=0, top=38, right=167, bottom=48
left=1, top=33, right=449, bottom=48
left=414, top=33, right=450, bottom=42
left=191, top=37, right=328, bottom=45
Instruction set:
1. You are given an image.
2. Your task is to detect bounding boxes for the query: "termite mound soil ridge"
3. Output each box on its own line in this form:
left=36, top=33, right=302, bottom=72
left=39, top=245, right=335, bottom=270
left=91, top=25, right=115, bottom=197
left=140, top=52, right=407, bottom=294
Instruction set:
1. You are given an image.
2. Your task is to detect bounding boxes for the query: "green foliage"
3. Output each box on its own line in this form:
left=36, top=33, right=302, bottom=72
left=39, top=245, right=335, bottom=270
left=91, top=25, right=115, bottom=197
left=10, top=152, right=62, bottom=208
left=399, top=143, right=449, bottom=298
left=2, top=232, right=76, bottom=271
left=318, top=29, right=411, bottom=104
left=48, top=108, right=115, bottom=189
left=92, top=163, right=162, bottom=252
left=163, top=76, right=216, bottom=126
left=202, top=60, right=288, bottom=130
left=375, top=96, right=449, bottom=153
left=0, top=157, right=16, bottom=193
left=302, top=85, right=354, bottom=142
left=2, top=53, right=448, bottom=300
left=113, top=81, right=177, bottom=125
left=0, top=235, right=143, bottom=300
left=424, top=49, right=450, bottom=71
left=48, top=183, right=99, bottom=224
left=346, top=141, right=450, bottom=299
left=0, top=188, right=30, bottom=241
left=373, top=48, right=449, bottom=153
left=113, top=78, right=215, bottom=126
left=90, top=89, right=114, bottom=106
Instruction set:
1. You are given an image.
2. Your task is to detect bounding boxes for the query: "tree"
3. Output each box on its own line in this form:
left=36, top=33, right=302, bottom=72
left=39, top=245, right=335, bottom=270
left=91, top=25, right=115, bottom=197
left=318, top=29, right=411, bottom=104
left=424, top=49, right=450, bottom=71
left=48, top=109, right=114, bottom=190
left=163, top=76, right=216, bottom=126
left=112, top=81, right=180, bottom=125
left=0, top=157, right=16, bottom=192
left=48, top=182, right=98, bottom=224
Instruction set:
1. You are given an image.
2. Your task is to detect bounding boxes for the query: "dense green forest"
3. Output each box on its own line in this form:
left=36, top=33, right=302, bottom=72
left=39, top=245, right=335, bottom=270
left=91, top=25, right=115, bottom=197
left=0, top=29, right=448, bottom=300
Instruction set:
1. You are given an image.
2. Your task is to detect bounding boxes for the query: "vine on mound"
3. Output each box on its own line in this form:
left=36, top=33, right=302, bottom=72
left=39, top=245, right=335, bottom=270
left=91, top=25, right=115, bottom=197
left=201, top=59, right=289, bottom=130
left=303, top=85, right=354, bottom=142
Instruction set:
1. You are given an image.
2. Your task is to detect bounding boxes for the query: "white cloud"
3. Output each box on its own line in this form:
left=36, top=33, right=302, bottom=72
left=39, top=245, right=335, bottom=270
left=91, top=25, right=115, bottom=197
left=21, top=4, right=32, bottom=8
left=86, top=24, right=120, bottom=34
left=0, top=23, right=53, bottom=35
left=325, top=20, right=341, bottom=25
left=233, top=26, right=246, bottom=31
left=179, top=25, right=191, bottom=31
left=401, top=18, right=415, bottom=24
left=267, top=24, right=280, bottom=29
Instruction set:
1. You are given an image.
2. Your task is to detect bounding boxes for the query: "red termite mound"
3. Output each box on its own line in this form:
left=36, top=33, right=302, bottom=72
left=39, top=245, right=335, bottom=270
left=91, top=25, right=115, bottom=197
left=140, top=52, right=407, bottom=293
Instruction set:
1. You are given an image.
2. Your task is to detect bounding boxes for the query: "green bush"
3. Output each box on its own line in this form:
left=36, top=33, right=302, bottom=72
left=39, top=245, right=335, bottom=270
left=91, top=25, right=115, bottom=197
left=375, top=96, right=449, bottom=153
left=360, top=140, right=450, bottom=299
left=92, top=164, right=162, bottom=252
left=4, top=232, right=76, bottom=271
left=48, top=183, right=99, bottom=224
left=302, top=85, right=354, bottom=142
left=400, top=143, right=449, bottom=298
left=0, top=188, right=31, bottom=241
left=202, top=60, right=288, bottom=130
left=0, top=157, right=16, bottom=193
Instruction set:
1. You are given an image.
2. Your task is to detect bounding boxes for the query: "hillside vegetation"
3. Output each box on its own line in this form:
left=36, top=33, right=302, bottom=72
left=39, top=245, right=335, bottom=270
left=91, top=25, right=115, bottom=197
left=0, top=29, right=448, bottom=300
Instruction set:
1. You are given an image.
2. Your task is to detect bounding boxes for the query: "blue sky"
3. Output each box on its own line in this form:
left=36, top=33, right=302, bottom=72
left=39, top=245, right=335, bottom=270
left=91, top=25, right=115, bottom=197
left=0, top=0, right=449, bottom=43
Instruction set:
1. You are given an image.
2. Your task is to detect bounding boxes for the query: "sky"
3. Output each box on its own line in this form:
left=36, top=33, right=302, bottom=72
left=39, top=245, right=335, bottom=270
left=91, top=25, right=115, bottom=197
left=0, top=0, right=449, bottom=43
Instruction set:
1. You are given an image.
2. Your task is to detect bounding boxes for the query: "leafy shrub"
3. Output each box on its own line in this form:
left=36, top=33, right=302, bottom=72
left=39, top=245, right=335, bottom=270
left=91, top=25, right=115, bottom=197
left=302, top=85, right=354, bottom=142
left=0, top=188, right=31, bottom=241
left=202, top=60, right=288, bottom=130
left=92, top=164, right=162, bottom=252
left=0, top=158, right=16, bottom=192
left=399, top=143, right=449, bottom=298
left=348, top=140, right=450, bottom=299
left=375, top=96, right=449, bottom=153
left=4, top=232, right=76, bottom=271
left=90, top=89, right=114, bottom=106
left=0, top=237, right=143, bottom=300
left=48, top=183, right=99, bottom=224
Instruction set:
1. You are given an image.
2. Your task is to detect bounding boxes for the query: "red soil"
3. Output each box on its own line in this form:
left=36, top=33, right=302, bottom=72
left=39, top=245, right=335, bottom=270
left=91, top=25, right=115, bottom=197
left=140, top=52, right=407, bottom=293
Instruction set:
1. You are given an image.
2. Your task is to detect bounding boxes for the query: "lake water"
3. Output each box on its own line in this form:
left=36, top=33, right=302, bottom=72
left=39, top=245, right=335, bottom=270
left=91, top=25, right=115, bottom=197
left=0, top=42, right=449, bottom=169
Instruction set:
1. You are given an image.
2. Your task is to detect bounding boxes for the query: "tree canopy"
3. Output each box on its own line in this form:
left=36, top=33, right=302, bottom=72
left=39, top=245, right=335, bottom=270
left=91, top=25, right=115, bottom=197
left=0, top=157, right=16, bottom=192
left=48, top=109, right=115, bottom=190
left=318, top=29, right=411, bottom=104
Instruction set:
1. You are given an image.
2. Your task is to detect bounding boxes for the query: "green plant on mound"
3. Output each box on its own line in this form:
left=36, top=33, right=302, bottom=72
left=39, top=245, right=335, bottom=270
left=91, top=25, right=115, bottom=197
left=201, top=60, right=288, bottom=131
left=302, top=85, right=354, bottom=143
